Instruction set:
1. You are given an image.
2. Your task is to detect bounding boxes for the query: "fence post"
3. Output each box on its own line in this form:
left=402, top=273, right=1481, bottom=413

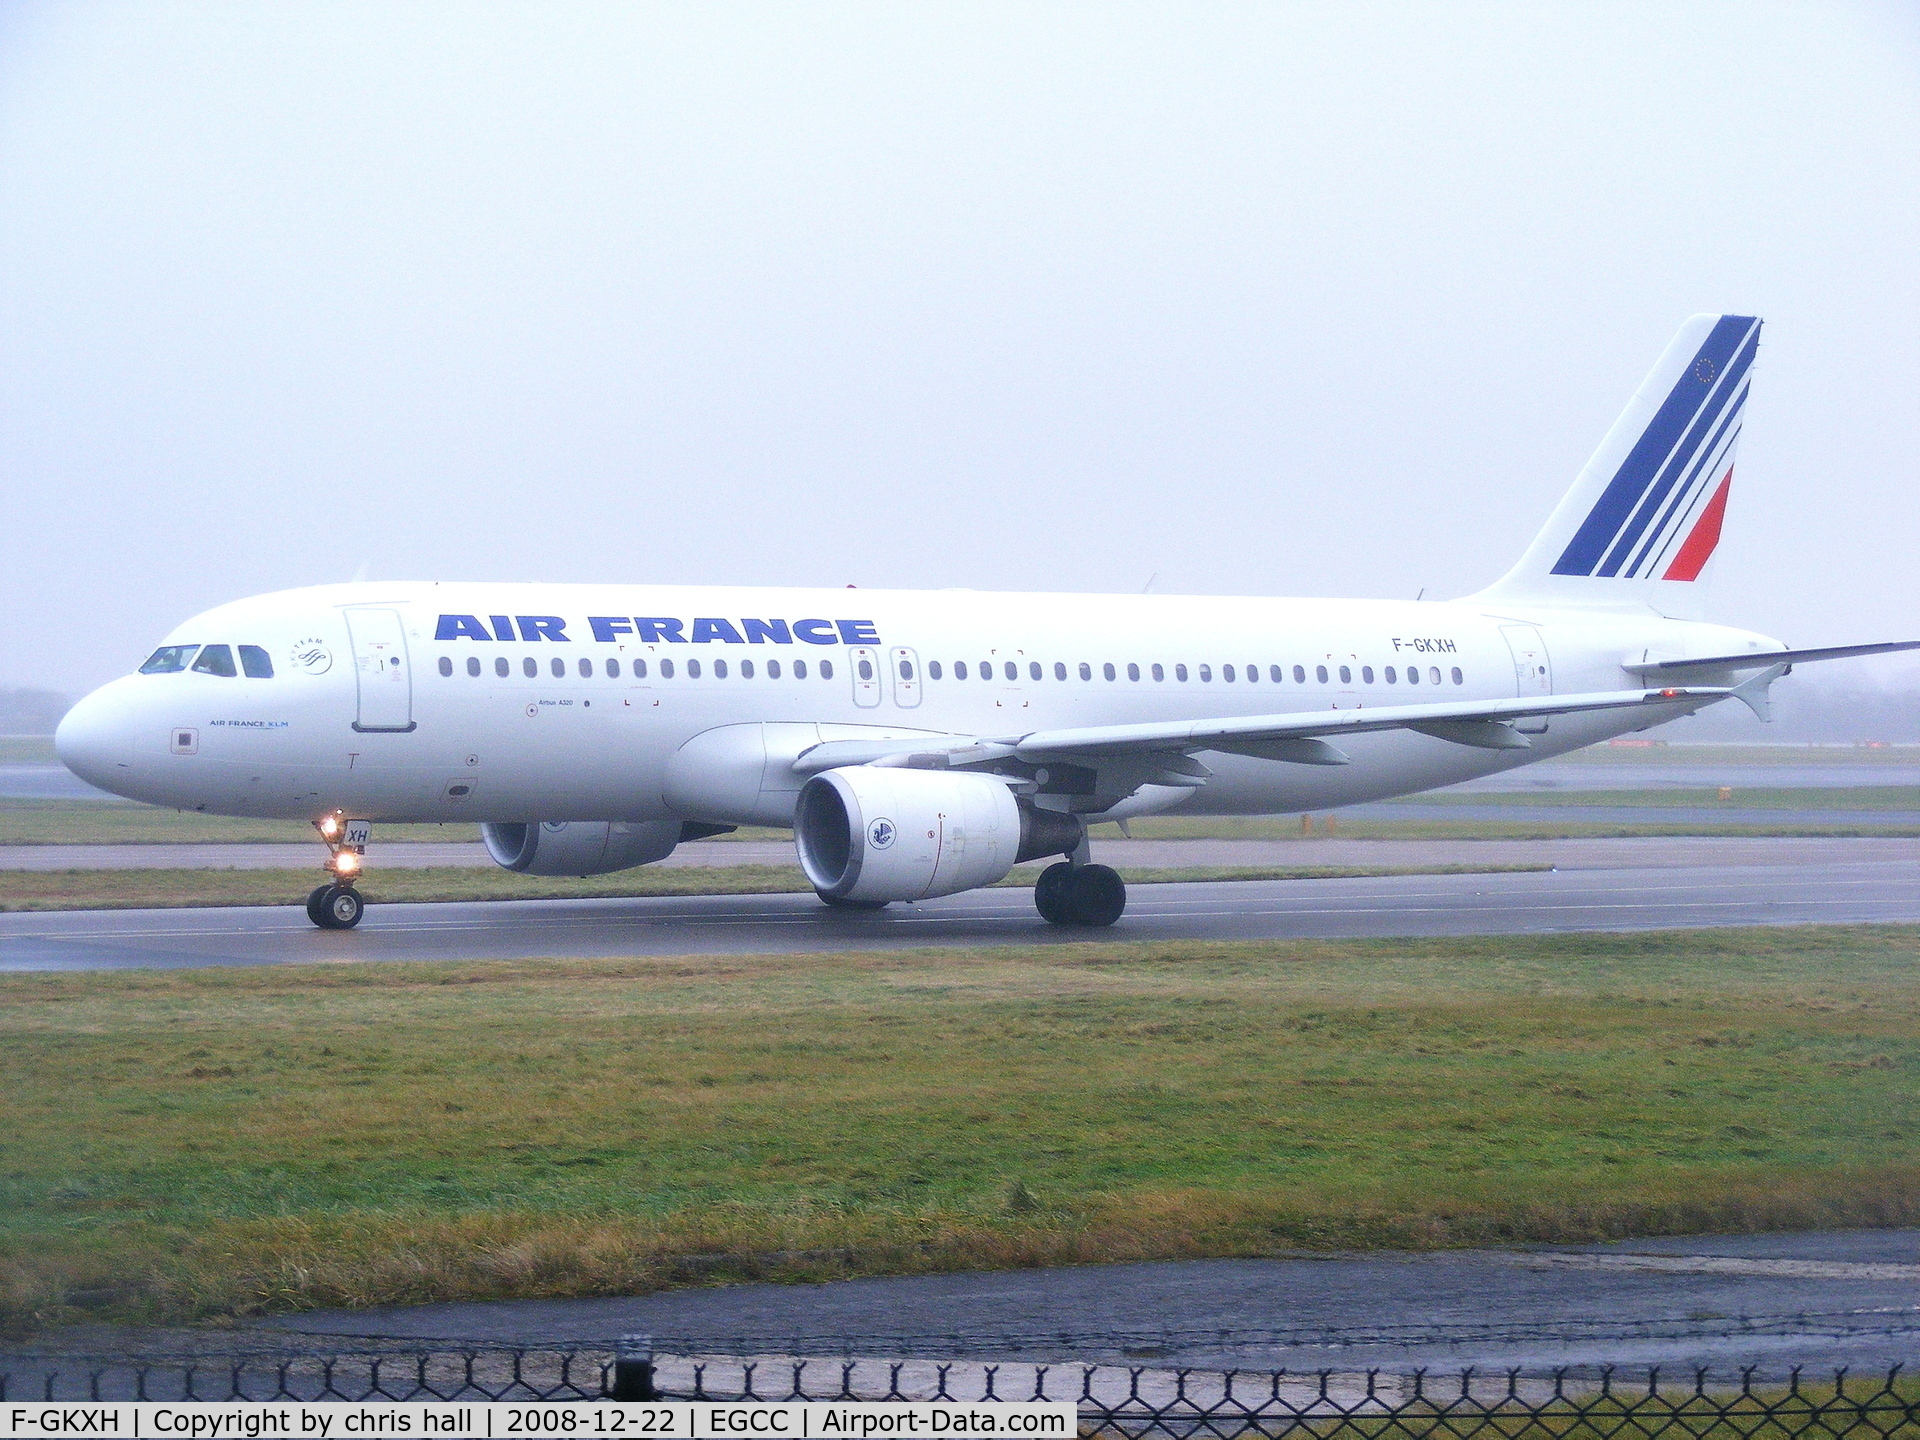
left=609, top=1335, right=659, bottom=1401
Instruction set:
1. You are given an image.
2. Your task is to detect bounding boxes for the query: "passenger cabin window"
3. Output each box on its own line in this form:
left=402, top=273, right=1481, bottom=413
left=579, top=658, right=593, bottom=678
left=980, top=662, right=993, bottom=681
left=1315, top=665, right=1328, bottom=683
left=929, top=661, right=942, bottom=680
left=743, top=659, right=756, bottom=678
left=955, top=661, right=968, bottom=680
left=1451, top=667, right=1464, bottom=685
left=1270, top=665, right=1283, bottom=683
left=1362, top=666, right=1374, bottom=684
left=191, top=644, right=237, bottom=677
left=1338, top=665, right=1351, bottom=683
left=1175, top=664, right=1188, bottom=681
left=857, top=658, right=873, bottom=680
left=238, top=645, right=274, bottom=678
left=496, top=657, right=510, bottom=678
left=1054, top=662, right=1067, bottom=680
left=688, top=659, right=703, bottom=678
left=607, top=658, right=621, bottom=678
left=793, top=659, right=807, bottom=678
left=1223, top=664, right=1236, bottom=682
left=1429, top=666, right=1443, bottom=684
left=1079, top=662, right=1092, bottom=680
left=1004, top=661, right=1017, bottom=681
left=1028, top=661, right=1041, bottom=681
left=767, top=659, right=780, bottom=678
left=523, top=657, right=538, bottom=678
left=819, top=660, right=833, bottom=679
left=1127, top=663, right=1140, bottom=681
left=1406, top=665, right=1420, bottom=684
left=1103, top=662, right=1116, bottom=681
left=715, top=659, right=729, bottom=678
left=438, top=657, right=453, bottom=677
left=1245, top=663, right=1258, bottom=682
left=141, top=645, right=199, bottom=673
left=661, top=659, right=676, bottom=678
left=1152, top=663, right=1165, bottom=681
left=467, top=657, right=482, bottom=677
left=549, top=657, right=564, bottom=678
left=1293, top=665, right=1306, bottom=683
left=1198, top=664, right=1212, bottom=682
left=634, top=659, right=647, bottom=678
left=1385, top=666, right=1397, bottom=683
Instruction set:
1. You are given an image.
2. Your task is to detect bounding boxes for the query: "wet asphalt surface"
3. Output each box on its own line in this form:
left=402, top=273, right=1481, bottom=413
left=251, top=1229, right=1920, bottom=1375
left=9, top=1231, right=1904, bottom=1378
left=7, top=854, right=1920, bottom=972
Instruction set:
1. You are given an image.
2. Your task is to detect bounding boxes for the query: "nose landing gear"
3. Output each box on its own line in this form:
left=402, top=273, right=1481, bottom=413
left=308, top=812, right=368, bottom=930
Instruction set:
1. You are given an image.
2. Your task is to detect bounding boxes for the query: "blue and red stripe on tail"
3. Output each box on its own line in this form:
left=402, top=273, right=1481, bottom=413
left=1474, top=314, right=1761, bottom=619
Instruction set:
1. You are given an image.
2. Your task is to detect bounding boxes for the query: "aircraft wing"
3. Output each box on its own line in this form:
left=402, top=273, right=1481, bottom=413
left=793, top=684, right=1737, bottom=777
left=1005, top=686, right=1729, bottom=762
left=1621, top=640, right=1920, bottom=676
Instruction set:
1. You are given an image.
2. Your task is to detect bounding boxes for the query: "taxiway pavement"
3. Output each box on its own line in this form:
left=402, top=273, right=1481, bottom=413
left=248, top=1228, right=1920, bottom=1376
left=4, top=852, right=1919, bottom=971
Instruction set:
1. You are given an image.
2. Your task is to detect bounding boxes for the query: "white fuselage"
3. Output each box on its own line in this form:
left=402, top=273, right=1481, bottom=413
left=56, top=581, right=1779, bottom=827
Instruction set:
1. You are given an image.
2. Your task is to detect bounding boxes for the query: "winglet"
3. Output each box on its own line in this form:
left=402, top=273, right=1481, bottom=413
left=1728, top=663, right=1790, bottom=722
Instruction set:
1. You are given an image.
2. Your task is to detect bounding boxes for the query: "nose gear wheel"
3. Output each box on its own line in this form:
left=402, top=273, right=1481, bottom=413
left=308, top=883, right=364, bottom=929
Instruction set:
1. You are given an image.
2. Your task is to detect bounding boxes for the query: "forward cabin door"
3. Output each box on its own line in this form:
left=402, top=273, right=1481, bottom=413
left=1500, top=624, right=1553, bottom=696
left=345, top=607, right=417, bottom=732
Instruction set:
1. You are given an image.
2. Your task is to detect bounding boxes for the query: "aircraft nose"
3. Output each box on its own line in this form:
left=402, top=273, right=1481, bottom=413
left=55, top=682, right=139, bottom=794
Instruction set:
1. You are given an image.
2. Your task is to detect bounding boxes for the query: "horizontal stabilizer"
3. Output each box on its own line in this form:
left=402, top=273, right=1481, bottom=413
left=1623, top=640, right=1920, bottom=676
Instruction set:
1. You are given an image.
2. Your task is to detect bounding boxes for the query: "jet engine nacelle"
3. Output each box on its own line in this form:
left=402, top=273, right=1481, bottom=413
left=481, top=820, right=683, bottom=877
left=794, top=766, right=1084, bottom=904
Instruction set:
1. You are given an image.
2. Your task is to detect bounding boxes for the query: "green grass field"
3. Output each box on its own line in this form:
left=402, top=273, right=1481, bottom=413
left=11, top=796, right=1920, bottom=849
left=1399, top=786, right=1920, bottom=810
left=3, top=925, right=1915, bottom=1332
left=0, top=801, right=799, bottom=848
left=1114, top=816, right=1920, bottom=840
left=0, top=861, right=1550, bottom=912
left=0, top=800, right=486, bottom=847
left=1556, top=742, right=1920, bottom=766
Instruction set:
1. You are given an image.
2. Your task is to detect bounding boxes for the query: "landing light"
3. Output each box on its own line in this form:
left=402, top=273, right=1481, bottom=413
left=332, top=851, right=361, bottom=876
left=319, top=815, right=342, bottom=838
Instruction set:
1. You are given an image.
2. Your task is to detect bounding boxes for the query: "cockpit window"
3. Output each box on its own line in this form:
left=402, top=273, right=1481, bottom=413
left=141, top=645, right=199, bottom=674
left=190, top=644, right=237, bottom=677
left=238, top=645, right=274, bottom=678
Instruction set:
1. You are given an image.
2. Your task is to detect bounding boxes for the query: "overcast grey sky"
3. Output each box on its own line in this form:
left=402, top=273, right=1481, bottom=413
left=3, top=1, right=1917, bottom=707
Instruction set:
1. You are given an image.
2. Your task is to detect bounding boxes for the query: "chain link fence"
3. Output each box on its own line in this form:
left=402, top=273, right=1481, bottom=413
left=4, top=1341, right=1918, bottom=1436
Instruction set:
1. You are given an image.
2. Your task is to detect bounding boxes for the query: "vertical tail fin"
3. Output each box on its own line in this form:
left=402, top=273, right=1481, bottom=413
left=1473, top=313, right=1761, bottom=619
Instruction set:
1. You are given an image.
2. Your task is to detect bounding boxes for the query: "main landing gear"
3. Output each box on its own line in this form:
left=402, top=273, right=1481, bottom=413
left=1034, top=860, right=1127, bottom=927
left=307, top=811, right=367, bottom=930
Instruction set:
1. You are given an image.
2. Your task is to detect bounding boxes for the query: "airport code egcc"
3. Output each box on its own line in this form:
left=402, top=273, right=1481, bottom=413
left=1, top=1403, right=1077, bottom=1439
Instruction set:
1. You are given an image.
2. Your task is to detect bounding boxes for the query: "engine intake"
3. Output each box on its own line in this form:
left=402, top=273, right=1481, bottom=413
left=481, top=820, right=684, bottom=877
left=794, top=767, right=1084, bottom=904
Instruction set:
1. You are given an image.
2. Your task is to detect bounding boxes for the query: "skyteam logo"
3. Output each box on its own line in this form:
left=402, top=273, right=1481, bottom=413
left=867, top=817, right=897, bottom=850
left=1552, top=315, right=1760, bottom=582
left=289, top=639, right=333, bottom=675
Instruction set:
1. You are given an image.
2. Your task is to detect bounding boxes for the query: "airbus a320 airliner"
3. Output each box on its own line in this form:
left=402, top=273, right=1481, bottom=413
left=56, top=315, right=1917, bottom=929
